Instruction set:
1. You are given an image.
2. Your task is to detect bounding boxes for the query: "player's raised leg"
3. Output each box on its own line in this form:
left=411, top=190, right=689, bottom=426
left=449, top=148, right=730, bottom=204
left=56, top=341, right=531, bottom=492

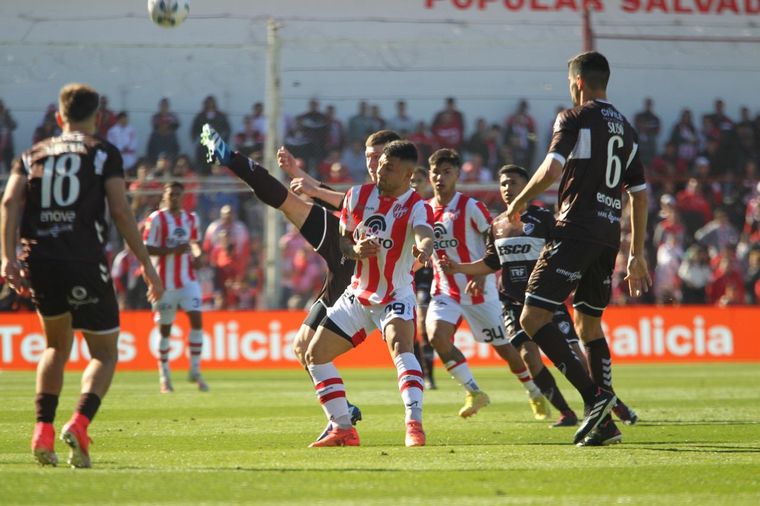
left=31, top=314, right=76, bottom=466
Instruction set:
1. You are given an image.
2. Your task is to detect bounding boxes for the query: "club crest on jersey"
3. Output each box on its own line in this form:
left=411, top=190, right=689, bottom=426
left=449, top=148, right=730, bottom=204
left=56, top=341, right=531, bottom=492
left=392, top=204, right=408, bottom=219
left=444, top=210, right=460, bottom=222
left=433, top=222, right=459, bottom=249
left=522, top=222, right=535, bottom=235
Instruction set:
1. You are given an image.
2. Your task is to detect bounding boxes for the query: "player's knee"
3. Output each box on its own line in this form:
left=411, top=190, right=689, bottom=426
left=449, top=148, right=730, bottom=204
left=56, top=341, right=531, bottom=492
left=520, top=308, right=550, bottom=336
left=292, top=336, right=310, bottom=365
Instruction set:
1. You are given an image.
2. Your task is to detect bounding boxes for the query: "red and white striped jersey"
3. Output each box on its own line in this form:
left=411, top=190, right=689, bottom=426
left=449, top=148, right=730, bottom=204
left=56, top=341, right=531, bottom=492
left=429, top=192, right=497, bottom=305
left=340, top=183, right=434, bottom=306
left=144, top=208, right=200, bottom=290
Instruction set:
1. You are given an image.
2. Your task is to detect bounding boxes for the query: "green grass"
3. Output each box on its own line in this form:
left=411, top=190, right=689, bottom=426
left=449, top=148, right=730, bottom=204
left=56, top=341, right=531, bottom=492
left=1, top=364, right=759, bottom=505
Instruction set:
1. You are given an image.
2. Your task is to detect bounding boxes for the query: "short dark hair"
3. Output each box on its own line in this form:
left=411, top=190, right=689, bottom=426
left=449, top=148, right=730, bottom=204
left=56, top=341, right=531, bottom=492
left=366, top=129, right=401, bottom=147
left=497, top=164, right=529, bottom=181
left=383, top=140, right=418, bottom=163
left=428, top=148, right=461, bottom=169
left=412, top=166, right=428, bottom=178
left=164, top=181, right=185, bottom=191
left=567, top=51, right=610, bottom=91
left=58, top=83, right=100, bottom=122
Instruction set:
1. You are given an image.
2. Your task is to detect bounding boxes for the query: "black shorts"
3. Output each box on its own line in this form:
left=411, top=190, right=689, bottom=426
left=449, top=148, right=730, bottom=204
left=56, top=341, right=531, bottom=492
left=27, top=259, right=120, bottom=333
left=299, top=205, right=354, bottom=307
left=303, top=299, right=328, bottom=332
left=503, top=299, right=580, bottom=347
left=525, top=238, right=617, bottom=318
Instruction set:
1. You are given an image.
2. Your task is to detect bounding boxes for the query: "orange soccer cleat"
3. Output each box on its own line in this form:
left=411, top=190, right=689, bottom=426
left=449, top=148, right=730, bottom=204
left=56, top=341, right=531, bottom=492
left=32, top=422, right=58, bottom=467
left=60, top=416, right=92, bottom=468
left=308, top=426, right=360, bottom=448
left=405, top=420, right=426, bottom=447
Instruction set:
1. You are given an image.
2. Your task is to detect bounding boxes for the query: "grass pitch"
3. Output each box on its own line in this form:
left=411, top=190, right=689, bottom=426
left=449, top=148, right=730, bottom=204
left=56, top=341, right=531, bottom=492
left=1, top=363, right=759, bottom=505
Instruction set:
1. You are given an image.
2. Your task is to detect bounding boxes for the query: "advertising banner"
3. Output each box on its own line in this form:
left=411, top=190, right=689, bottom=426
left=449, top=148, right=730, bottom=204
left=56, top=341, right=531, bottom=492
left=0, top=307, right=757, bottom=371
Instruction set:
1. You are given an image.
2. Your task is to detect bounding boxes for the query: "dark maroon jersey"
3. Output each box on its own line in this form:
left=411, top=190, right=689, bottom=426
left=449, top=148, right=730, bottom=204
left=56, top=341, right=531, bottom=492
left=548, top=99, right=646, bottom=249
left=483, top=205, right=554, bottom=303
left=12, top=132, right=124, bottom=262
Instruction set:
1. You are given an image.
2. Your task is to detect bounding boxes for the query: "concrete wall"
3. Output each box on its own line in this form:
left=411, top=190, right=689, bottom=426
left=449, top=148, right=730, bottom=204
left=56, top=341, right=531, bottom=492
left=1, top=0, right=758, bottom=159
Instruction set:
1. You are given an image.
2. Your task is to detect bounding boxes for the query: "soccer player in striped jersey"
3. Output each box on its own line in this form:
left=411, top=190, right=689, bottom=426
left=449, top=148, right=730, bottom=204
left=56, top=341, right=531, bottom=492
left=306, top=140, right=434, bottom=447
left=201, top=126, right=401, bottom=443
left=144, top=182, right=208, bottom=393
left=424, top=149, right=550, bottom=420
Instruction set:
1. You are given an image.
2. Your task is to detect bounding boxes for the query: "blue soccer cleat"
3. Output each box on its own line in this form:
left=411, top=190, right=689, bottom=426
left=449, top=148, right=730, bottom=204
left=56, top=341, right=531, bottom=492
left=200, top=123, right=232, bottom=166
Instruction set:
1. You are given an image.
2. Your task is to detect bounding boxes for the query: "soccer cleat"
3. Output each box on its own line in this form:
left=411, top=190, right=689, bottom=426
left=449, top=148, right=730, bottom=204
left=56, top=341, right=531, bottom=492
left=60, top=420, right=92, bottom=469
left=577, top=416, right=622, bottom=447
left=405, top=420, right=426, bottom=447
left=189, top=372, right=209, bottom=392
left=528, top=394, right=551, bottom=421
left=309, top=427, right=360, bottom=448
left=348, top=401, right=363, bottom=425
left=551, top=409, right=579, bottom=428
left=612, top=400, right=639, bottom=425
left=424, top=378, right=438, bottom=390
left=573, top=388, right=617, bottom=445
left=316, top=402, right=363, bottom=442
left=32, top=422, right=58, bottom=467
left=458, top=391, right=490, bottom=418
left=200, top=124, right=232, bottom=166
left=160, top=375, right=174, bottom=394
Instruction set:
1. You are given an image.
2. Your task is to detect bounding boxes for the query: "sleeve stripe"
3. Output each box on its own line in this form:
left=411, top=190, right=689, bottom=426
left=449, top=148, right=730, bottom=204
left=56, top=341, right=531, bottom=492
left=625, top=142, right=639, bottom=170
left=547, top=152, right=566, bottom=166
left=627, top=183, right=647, bottom=193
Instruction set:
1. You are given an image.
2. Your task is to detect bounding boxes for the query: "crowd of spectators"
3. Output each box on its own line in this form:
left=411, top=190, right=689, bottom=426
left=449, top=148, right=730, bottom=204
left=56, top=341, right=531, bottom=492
left=0, top=94, right=758, bottom=310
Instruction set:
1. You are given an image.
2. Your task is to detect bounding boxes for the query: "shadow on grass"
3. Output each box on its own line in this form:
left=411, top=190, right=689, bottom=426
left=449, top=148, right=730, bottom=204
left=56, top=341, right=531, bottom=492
left=626, top=442, right=760, bottom=454
left=635, top=420, right=760, bottom=426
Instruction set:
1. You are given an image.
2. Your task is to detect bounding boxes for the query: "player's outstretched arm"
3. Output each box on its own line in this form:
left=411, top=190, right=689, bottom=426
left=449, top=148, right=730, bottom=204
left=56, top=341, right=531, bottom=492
left=289, top=177, right=345, bottom=210
left=0, top=172, right=27, bottom=293
left=506, top=156, right=563, bottom=222
left=442, top=256, right=495, bottom=277
left=105, top=177, right=164, bottom=303
left=624, top=189, right=652, bottom=298
left=278, top=147, right=345, bottom=209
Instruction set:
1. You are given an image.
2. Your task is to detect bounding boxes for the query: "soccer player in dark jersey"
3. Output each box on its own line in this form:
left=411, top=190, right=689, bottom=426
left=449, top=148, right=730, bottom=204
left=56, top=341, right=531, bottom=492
left=1, top=83, right=163, bottom=467
left=201, top=126, right=400, bottom=441
left=505, top=52, right=651, bottom=446
left=441, top=165, right=579, bottom=427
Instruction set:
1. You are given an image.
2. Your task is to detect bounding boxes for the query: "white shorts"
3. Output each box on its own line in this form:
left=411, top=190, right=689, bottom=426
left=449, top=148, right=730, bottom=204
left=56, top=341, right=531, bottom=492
left=426, top=294, right=509, bottom=346
left=153, top=282, right=202, bottom=325
left=325, top=290, right=416, bottom=346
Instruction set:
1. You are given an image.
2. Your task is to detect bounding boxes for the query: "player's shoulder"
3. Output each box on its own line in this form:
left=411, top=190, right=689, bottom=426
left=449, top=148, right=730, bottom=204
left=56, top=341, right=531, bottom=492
left=146, top=208, right=164, bottom=221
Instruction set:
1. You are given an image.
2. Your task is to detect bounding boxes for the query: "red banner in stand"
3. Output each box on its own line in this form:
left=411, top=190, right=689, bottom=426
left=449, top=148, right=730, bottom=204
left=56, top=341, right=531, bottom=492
left=0, top=307, right=758, bottom=371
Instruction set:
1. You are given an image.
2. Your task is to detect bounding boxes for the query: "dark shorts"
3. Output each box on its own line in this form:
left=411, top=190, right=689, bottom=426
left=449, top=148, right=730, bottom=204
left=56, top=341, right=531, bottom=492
left=503, top=299, right=580, bottom=347
left=525, top=238, right=617, bottom=318
left=303, top=299, right=328, bottom=332
left=300, top=205, right=354, bottom=308
left=27, top=259, right=120, bottom=333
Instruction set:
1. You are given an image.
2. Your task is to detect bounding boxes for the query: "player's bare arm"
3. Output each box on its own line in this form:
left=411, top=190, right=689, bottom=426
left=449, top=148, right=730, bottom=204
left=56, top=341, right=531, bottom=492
left=441, top=256, right=496, bottom=277
left=105, top=177, right=164, bottom=303
left=189, top=241, right=203, bottom=269
left=278, top=146, right=345, bottom=209
left=506, top=157, right=563, bottom=222
left=413, top=224, right=434, bottom=267
left=0, top=172, right=27, bottom=293
left=624, top=189, right=652, bottom=297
